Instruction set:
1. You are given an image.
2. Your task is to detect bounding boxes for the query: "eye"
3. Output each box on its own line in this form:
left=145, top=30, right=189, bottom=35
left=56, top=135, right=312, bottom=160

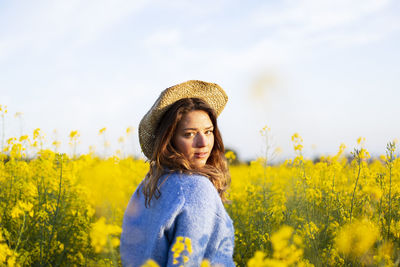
left=205, top=130, right=214, bottom=135
left=184, top=132, right=194, bottom=137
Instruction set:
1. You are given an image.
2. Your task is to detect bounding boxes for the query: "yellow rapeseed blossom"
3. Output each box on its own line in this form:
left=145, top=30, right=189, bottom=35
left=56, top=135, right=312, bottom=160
left=11, top=201, right=33, bottom=218
left=373, top=241, right=394, bottom=266
left=291, top=133, right=302, bottom=143
left=2, top=109, right=400, bottom=266
left=7, top=137, right=17, bottom=145
left=99, top=127, right=107, bottom=135
left=362, top=185, right=383, bottom=202
left=225, top=151, right=236, bottom=162
left=335, top=219, right=379, bottom=258
left=69, top=130, right=79, bottom=139
left=141, top=259, right=160, bottom=267
left=11, top=206, right=24, bottom=219
left=247, top=251, right=267, bottom=267
left=126, top=126, right=134, bottom=135
left=90, top=217, right=122, bottom=253
left=260, top=125, right=271, bottom=136
left=246, top=226, right=307, bottom=267
left=19, top=135, right=28, bottom=142
left=52, top=140, right=61, bottom=149
left=271, top=226, right=304, bottom=265
left=0, top=239, right=17, bottom=267
left=359, top=148, right=370, bottom=160
left=390, top=220, right=400, bottom=238
left=200, top=259, right=212, bottom=267
left=299, top=221, right=319, bottom=240
left=171, top=236, right=192, bottom=265
left=0, top=104, right=8, bottom=114
left=33, top=128, right=41, bottom=140
left=291, top=133, right=304, bottom=152
left=357, top=137, right=365, bottom=145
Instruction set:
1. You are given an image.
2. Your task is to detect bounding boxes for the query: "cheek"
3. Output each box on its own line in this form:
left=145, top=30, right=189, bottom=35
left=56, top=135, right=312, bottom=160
left=209, top=135, right=215, bottom=148
left=174, top=136, right=192, bottom=154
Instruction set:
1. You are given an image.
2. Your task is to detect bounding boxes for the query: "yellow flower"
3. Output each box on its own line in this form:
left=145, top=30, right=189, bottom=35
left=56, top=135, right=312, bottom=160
left=171, top=236, right=192, bottom=265
left=335, top=219, right=379, bottom=258
left=291, top=133, right=302, bottom=142
left=90, top=217, right=122, bottom=253
left=362, top=185, right=382, bottom=202
left=126, top=126, right=134, bottom=135
left=11, top=201, right=33, bottom=218
left=359, top=148, right=370, bottom=160
left=69, top=130, right=80, bottom=139
left=0, top=104, right=7, bottom=114
left=271, top=226, right=293, bottom=252
left=373, top=241, right=394, bottom=266
left=11, top=206, right=24, bottom=219
left=294, top=144, right=303, bottom=151
left=19, top=135, right=28, bottom=142
left=184, top=238, right=192, bottom=254
left=141, top=259, right=160, bottom=267
left=260, top=125, right=271, bottom=136
left=99, top=127, right=107, bottom=135
left=291, top=133, right=304, bottom=153
left=33, top=128, right=41, bottom=139
left=357, top=137, right=365, bottom=145
left=200, top=259, right=212, bottom=267
left=225, top=151, right=236, bottom=161
left=52, top=140, right=61, bottom=149
left=247, top=251, right=266, bottom=267
left=7, top=137, right=16, bottom=145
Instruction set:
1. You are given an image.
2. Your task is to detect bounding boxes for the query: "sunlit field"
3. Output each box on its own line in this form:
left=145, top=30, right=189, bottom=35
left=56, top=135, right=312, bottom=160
left=1, top=105, right=399, bottom=266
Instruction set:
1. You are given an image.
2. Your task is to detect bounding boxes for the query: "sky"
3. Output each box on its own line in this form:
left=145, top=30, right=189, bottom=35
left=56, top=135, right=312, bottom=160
left=0, top=0, right=399, bottom=162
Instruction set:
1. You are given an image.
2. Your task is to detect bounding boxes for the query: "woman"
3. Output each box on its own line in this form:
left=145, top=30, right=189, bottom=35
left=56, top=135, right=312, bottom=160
left=120, top=80, right=235, bottom=267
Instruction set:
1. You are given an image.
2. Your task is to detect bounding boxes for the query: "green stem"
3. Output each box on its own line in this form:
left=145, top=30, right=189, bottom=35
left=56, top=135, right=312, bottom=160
left=350, top=156, right=361, bottom=222
left=1, top=114, right=5, bottom=153
left=46, top=155, right=63, bottom=258
left=14, top=213, right=26, bottom=252
left=387, top=158, right=392, bottom=238
left=298, top=158, right=320, bottom=265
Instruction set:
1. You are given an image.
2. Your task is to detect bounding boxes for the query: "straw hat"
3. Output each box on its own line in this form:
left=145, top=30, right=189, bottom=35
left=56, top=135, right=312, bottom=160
left=138, top=80, right=228, bottom=160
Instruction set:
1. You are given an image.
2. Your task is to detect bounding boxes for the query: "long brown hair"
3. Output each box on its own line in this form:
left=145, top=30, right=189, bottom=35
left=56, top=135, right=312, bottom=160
left=140, top=97, right=230, bottom=207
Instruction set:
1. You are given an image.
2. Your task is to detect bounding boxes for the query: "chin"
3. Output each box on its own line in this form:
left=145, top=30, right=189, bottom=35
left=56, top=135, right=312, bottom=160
left=192, top=159, right=207, bottom=168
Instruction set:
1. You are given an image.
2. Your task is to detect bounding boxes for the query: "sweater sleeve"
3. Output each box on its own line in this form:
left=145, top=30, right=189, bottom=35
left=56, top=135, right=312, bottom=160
left=165, top=175, right=235, bottom=267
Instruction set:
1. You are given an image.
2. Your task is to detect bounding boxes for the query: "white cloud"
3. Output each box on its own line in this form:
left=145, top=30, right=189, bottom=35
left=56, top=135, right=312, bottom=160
left=250, top=0, right=397, bottom=49
left=144, top=29, right=182, bottom=47
left=254, top=0, right=391, bottom=29
left=0, top=0, right=151, bottom=61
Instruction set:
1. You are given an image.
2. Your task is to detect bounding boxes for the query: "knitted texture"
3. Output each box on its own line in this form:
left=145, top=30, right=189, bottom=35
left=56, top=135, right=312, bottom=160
left=120, top=172, right=235, bottom=267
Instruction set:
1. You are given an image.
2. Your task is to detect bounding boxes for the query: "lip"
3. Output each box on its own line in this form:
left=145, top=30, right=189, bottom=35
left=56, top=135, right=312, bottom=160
left=194, top=152, right=208, bottom=158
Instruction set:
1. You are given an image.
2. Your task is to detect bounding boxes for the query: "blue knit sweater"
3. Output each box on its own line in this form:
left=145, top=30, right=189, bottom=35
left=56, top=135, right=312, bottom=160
left=120, top=171, right=235, bottom=267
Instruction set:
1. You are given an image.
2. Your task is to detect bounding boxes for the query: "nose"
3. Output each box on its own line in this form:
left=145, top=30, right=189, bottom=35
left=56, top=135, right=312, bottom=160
left=195, top=133, right=207, bottom=147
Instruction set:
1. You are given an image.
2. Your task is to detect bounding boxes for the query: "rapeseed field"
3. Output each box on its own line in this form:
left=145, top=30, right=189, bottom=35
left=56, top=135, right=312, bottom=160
left=0, top=105, right=399, bottom=266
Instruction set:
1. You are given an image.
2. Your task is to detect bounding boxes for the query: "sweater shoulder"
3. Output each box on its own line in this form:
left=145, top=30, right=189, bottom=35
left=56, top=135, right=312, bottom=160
left=164, top=172, right=218, bottom=198
left=164, top=173, right=223, bottom=214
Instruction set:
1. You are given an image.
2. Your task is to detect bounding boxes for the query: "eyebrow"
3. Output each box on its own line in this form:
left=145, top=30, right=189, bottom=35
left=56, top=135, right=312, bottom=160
left=183, top=126, right=214, bottom=131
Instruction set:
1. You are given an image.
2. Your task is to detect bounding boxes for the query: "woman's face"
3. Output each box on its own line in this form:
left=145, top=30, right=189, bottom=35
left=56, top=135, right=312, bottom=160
left=173, top=110, right=214, bottom=168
